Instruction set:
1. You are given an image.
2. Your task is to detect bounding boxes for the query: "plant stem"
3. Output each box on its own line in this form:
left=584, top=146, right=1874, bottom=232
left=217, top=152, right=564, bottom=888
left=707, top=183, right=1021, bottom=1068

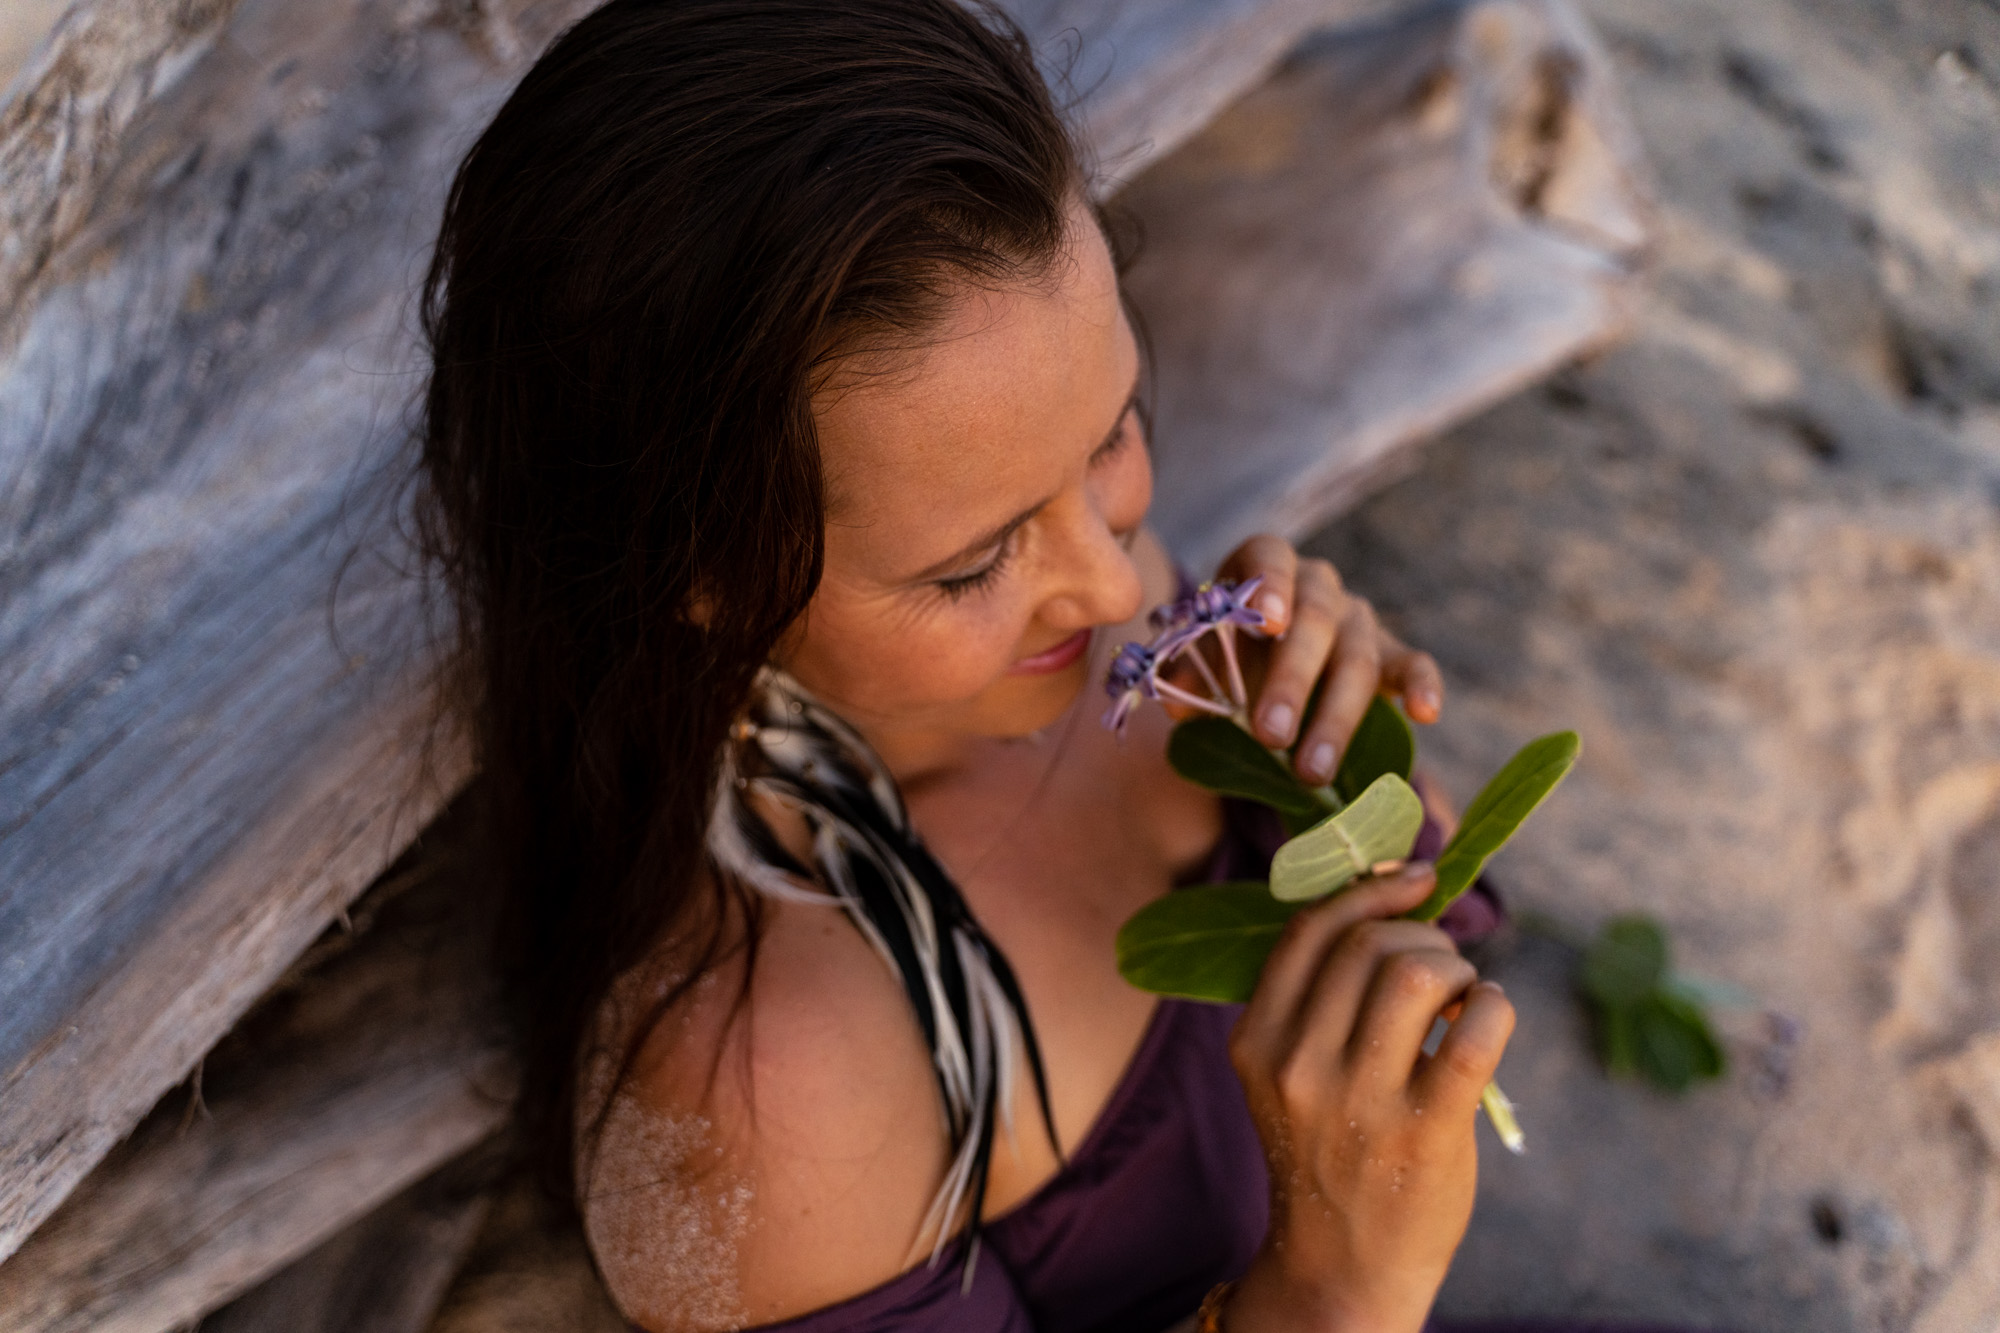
left=1156, top=679, right=1236, bottom=716
left=1217, top=624, right=1249, bottom=708
left=1184, top=638, right=1228, bottom=704
left=1481, top=1080, right=1525, bottom=1154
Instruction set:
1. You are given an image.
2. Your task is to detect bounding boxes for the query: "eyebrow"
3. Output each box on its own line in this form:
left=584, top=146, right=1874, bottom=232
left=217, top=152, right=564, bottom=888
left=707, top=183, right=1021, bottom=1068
left=908, top=372, right=1144, bottom=583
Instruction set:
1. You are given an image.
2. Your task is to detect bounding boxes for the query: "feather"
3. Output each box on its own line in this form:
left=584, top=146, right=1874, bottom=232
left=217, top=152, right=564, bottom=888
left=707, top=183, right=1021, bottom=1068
left=706, top=669, right=1060, bottom=1267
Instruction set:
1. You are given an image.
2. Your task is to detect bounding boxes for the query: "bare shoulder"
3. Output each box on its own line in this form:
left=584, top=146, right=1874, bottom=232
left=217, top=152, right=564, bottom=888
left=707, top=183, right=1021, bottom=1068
left=582, top=884, right=947, bottom=1333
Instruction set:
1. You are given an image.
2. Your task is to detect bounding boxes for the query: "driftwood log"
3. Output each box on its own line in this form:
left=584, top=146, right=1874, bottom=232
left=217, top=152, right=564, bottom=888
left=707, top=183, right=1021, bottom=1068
left=0, top=800, right=512, bottom=1333
left=200, top=1147, right=503, bottom=1333
left=0, top=0, right=1648, bottom=1325
left=1127, top=0, right=1647, bottom=572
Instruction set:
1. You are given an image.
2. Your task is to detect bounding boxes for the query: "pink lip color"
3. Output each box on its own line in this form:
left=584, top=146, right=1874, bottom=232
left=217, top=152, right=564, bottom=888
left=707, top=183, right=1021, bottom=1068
left=1009, top=628, right=1092, bottom=675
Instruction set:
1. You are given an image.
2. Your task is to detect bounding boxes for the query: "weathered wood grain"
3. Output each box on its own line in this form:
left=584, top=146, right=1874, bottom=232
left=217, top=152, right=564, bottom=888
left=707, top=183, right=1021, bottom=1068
left=198, top=1144, right=500, bottom=1333
left=0, top=0, right=575, bottom=1263
left=0, top=0, right=1384, bottom=1264
left=0, top=0, right=246, bottom=341
left=0, top=812, right=513, bottom=1333
left=1006, top=0, right=1388, bottom=187
left=1124, top=0, right=1652, bottom=575
left=0, top=0, right=71, bottom=101
left=424, top=1169, right=630, bottom=1333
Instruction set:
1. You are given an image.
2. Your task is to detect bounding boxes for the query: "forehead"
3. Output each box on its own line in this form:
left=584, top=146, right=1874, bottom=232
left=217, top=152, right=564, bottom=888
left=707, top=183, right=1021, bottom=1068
left=812, top=208, right=1130, bottom=573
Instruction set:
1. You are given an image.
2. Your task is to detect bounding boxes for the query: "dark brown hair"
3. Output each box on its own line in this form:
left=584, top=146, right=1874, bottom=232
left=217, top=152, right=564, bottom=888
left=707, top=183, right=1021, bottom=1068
left=415, top=0, right=1083, bottom=1200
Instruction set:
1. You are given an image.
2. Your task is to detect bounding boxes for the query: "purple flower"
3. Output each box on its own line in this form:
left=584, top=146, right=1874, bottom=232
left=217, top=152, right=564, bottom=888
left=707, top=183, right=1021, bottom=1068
left=1148, top=598, right=1193, bottom=636
left=1107, top=640, right=1160, bottom=694
left=1151, top=577, right=1268, bottom=657
left=1103, top=640, right=1160, bottom=732
left=1103, top=577, right=1271, bottom=731
left=1196, top=575, right=1268, bottom=631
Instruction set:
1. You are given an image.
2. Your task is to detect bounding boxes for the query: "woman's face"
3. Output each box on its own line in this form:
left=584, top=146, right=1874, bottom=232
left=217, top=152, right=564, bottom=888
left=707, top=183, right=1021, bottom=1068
left=780, top=198, right=1150, bottom=758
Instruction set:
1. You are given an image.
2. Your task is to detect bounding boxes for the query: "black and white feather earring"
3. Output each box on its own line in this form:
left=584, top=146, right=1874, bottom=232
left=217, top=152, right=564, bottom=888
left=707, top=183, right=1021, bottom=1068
left=708, top=667, right=1060, bottom=1281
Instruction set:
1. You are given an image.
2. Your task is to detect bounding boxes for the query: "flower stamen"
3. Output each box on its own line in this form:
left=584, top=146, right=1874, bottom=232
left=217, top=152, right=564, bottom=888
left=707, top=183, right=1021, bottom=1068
left=1102, top=577, right=1271, bottom=733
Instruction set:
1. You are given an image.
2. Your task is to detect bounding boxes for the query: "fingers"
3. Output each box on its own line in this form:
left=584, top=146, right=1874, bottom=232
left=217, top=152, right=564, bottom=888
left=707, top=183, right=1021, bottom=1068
left=1217, top=534, right=1297, bottom=633
left=1252, top=559, right=1343, bottom=748
left=1413, top=982, right=1515, bottom=1116
left=1220, top=538, right=1443, bottom=755
left=1290, top=927, right=1460, bottom=1076
left=1293, top=597, right=1382, bottom=783
left=1381, top=637, right=1446, bottom=726
left=1346, top=947, right=1478, bottom=1074
left=1249, top=867, right=1437, bottom=1013
left=1233, top=866, right=1441, bottom=1070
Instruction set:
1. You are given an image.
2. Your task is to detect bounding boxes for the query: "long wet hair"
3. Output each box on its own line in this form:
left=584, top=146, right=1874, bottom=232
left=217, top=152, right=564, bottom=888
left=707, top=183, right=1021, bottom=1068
left=415, top=0, right=1083, bottom=1202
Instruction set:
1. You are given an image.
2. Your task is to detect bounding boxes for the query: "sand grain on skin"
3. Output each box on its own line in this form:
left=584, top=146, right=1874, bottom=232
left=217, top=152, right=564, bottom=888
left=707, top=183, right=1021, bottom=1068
left=583, top=1094, right=754, bottom=1333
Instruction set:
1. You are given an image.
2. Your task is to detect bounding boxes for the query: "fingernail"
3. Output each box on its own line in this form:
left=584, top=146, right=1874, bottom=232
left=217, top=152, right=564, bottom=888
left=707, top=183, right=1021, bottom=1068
left=1413, top=687, right=1441, bottom=714
left=1304, top=741, right=1336, bottom=779
left=1255, top=591, right=1285, bottom=622
left=1261, top=702, right=1295, bottom=742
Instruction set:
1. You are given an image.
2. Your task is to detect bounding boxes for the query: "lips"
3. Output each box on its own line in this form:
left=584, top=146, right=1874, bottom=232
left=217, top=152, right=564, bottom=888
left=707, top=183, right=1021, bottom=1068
left=1009, top=628, right=1092, bottom=675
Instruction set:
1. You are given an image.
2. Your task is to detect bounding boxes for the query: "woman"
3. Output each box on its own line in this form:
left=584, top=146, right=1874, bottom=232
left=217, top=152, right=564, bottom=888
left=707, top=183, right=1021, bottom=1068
left=416, top=2, right=1530, bottom=1330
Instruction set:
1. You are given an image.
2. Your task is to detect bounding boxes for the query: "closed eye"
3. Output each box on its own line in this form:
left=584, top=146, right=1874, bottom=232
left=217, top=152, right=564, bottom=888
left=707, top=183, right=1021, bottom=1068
left=922, top=381, right=1139, bottom=600
left=933, top=530, right=1018, bottom=601
left=1090, top=402, right=1139, bottom=467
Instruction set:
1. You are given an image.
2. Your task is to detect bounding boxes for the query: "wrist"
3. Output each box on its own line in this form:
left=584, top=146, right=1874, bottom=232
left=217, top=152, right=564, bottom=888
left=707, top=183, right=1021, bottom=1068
left=1221, top=1250, right=1427, bottom=1333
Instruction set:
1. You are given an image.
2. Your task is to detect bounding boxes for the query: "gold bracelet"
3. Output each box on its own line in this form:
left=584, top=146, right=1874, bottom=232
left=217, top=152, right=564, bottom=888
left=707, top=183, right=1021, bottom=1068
left=1195, top=1280, right=1236, bottom=1333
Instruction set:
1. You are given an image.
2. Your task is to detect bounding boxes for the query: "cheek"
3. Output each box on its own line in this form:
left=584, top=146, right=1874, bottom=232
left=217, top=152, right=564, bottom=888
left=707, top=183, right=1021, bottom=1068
left=793, top=589, right=1030, bottom=712
left=886, top=611, right=1023, bottom=701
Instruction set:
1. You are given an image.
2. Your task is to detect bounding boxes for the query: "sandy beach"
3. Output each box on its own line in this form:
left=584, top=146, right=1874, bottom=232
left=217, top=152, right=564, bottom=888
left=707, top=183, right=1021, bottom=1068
left=1309, top=0, right=2000, bottom=1327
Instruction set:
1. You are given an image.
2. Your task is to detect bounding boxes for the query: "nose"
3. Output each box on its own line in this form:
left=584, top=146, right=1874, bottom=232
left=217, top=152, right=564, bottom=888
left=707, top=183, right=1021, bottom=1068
left=1035, top=447, right=1151, bottom=629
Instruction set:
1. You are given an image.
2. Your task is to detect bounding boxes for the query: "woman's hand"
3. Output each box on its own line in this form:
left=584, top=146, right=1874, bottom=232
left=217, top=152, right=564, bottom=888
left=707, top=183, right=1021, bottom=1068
left=1225, top=865, right=1515, bottom=1333
left=1215, top=535, right=1443, bottom=786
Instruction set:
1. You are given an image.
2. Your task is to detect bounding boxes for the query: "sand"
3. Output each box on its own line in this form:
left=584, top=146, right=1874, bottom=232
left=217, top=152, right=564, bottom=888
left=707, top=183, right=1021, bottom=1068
left=1306, top=0, right=2000, bottom=1327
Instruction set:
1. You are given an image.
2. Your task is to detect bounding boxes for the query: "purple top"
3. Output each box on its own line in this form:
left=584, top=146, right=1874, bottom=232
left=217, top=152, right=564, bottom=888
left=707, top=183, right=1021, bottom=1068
left=732, top=996, right=1264, bottom=1333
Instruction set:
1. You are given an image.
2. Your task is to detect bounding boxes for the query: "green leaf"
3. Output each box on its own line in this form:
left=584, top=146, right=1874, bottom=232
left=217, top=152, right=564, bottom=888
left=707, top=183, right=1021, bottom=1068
left=1331, top=696, right=1416, bottom=804
left=1411, top=731, right=1580, bottom=921
left=1582, top=915, right=1668, bottom=1007
left=1597, top=1001, right=1640, bottom=1077
left=1631, top=990, right=1726, bottom=1093
left=1169, top=716, right=1328, bottom=834
left=1116, top=882, right=1305, bottom=1003
left=1581, top=915, right=1726, bottom=1094
left=1269, top=774, right=1426, bottom=903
